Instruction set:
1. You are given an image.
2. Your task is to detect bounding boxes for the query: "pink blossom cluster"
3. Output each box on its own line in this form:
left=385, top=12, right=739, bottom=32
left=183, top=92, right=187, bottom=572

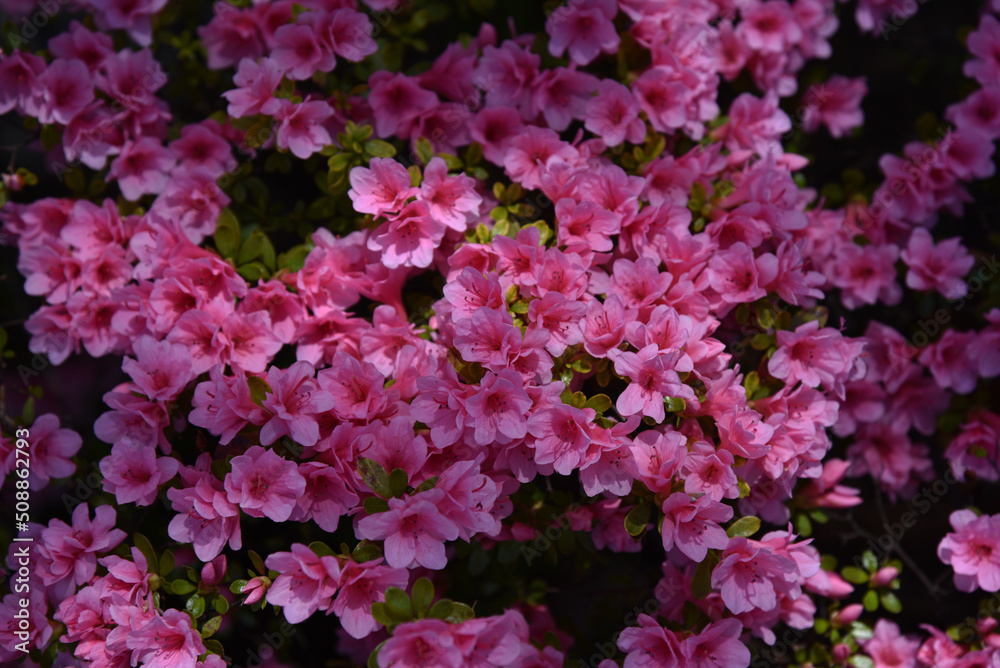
left=1, top=0, right=1000, bottom=666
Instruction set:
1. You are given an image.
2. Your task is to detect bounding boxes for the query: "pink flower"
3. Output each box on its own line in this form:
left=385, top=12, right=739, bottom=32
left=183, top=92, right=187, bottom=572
left=768, top=321, right=859, bottom=393
left=938, top=509, right=1000, bottom=593
left=555, top=198, right=620, bottom=253
left=617, top=614, right=685, bottom=667
left=464, top=369, right=534, bottom=446
left=918, top=330, right=979, bottom=395
left=419, top=157, right=482, bottom=231
left=800, top=76, right=867, bottom=138
left=582, top=294, right=630, bottom=357
left=37, top=504, right=126, bottom=601
left=546, top=0, right=619, bottom=65
left=349, top=157, right=416, bottom=217
left=99, top=442, right=179, bottom=506
left=107, top=138, right=176, bottom=201
left=945, top=410, right=1000, bottom=482
left=377, top=618, right=463, bottom=668
left=223, top=57, right=284, bottom=118
left=357, top=490, right=460, bottom=570
left=317, top=351, right=393, bottom=422
left=368, top=200, right=446, bottom=269
left=265, top=543, right=342, bottom=624
left=368, top=71, right=438, bottom=138
left=220, top=310, right=283, bottom=373
left=682, top=441, right=740, bottom=501
left=0, top=50, right=46, bottom=117
left=503, top=126, right=579, bottom=191
left=739, top=1, right=802, bottom=53
left=531, top=67, right=598, bottom=132
left=167, top=472, right=242, bottom=562
left=660, top=493, right=733, bottom=562
left=333, top=557, right=409, bottom=638
left=168, top=121, right=233, bottom=175
left=706, top=242, right=776, bottom=304
left=88, top=0, right=168, bottom=47
left=125, top=608, right=206, bottom=668
left=260, top=361, right=335, bottom=447
left=901, top=227, right=976, bottom=300
left=964, top=15, right=1000, bottom=87
left=18, top=413, right=81, bottom=488
left=527, top=404, right=596, bottom=475
left=946, top=86, right=1000, bottom=141
left=37, top=59, right=94, bottom=126
left=121, top=335, right=195, bottom=402
left=610, top=344, right=696, bottom=423
left=683, top=618, right=752, bottom=668
left=225, top=446, right=306, bottom=522
left=629, top=429, right=686, bottom=493
left=526, top=292, right=587, bottom=356
left=585, top=79, right=646, bottom=147
left=861, top=619, right=920, bottom=668
left=710, top=536, right=799, bottom=614
left=271, top=23, right=327, bottom=80
left=273, top=99, right=335, bottom=159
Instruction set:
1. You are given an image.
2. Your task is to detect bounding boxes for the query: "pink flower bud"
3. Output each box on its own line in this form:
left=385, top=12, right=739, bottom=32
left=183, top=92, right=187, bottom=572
left=241, top=576, right=269, bottom=605
left=2, top=173, right=25, bottom=192
left=832, top=643, right=851, bottom=663
left=832, top=603, right=864, bottom=626
left=201, top=555, right=227, bottom=587
left=871, top=566, right=899, bottom=587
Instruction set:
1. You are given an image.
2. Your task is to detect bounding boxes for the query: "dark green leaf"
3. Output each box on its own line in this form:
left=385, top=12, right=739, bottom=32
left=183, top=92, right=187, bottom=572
left=159, top=550, right=175, bottom=577
left=186, top=594, right=206, bottom=618
left=880, top=592, right=902, bottom=614
left=414, top=477, right=438, bottom=493
left=134, top=534, right=159, bottom=575
left=237, top=261, right=269, bottom=281
left=415, top=137, right=434, bottom=165
left=352, top=540, right=383, bottom=563
left=445, top=602, right=475, bottom=623
left=384, top=587, right=414, bottom=621
left=358, top=457, right=392, bottom=498
left=363, top=496, right=390, bottom=514
left=411, top=578, right=434, bottom=617
left=213, top=595, right=230, bottom=615
left=691, top=557, right=715, bottom=599
left=172, top=579, right=196, bottom=596
left=309, top=541, right=335, bottom=558
left=624, top=501, right=652, bottom=537
left=201, top=616, right=222, bottom=638
left=863, top=588, right=879, bottom=612
left=842, top=566, right=869, bottom=585
left=214, top=209, right=241, bottom=259
left=230, top=580, right=249, bottom=595
left=584, top=394, right=612, bottom=413
left=388, top=468, right=408, bottom=498
left=428, top=599, right=454, bottom=619
left=248, top=550, right=267, bottom=575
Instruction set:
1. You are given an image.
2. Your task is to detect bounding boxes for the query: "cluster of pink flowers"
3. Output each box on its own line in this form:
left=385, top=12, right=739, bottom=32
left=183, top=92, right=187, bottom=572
left=2, top=0, right=1000, bottom=666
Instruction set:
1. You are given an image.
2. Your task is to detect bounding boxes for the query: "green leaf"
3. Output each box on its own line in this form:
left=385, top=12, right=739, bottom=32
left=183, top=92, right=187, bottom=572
left=851, top=656, right=875, bottom=668
left=842, top=566, right=869, bottom=585
left=862, top=550, right=878, bottom=573
left=277, top=243, right=312, bottom=271
left=415, top=137, right=434, bottom=165
left=624, top=501, right=652, bottom=537
left=863, top=588, right=879, bottom=612
left=172, top=579, right=196, bottom=596
left=214, top=209, right=241, bottom=259
left=584, top=394, right=613, bottom=414
left=358, top=457, right=392, bottom=498
left=248, top=550, right=267, bottom=575
left=363, top=496, right=390, bottom=514
left=230, top=579, right=249, bottom=595
left=237, top=261, right=269, bottom=281
left=665, top=396, right=686, bottom=413
left=388, top=468, right=408, bottom=498
left=363, top=139, right=396, bottom=158
left=414, top=477, right=438, bottom=493
left=411, top=578, right=434, bottom=617
left=201, top=616, right=222, bottom=638
left=159, top=550, right=175, bottom=577
left=370, top=601, right=393, bottom=628
left=445, top=602, right=475, bottom=623
left=726, top=516, right=761, bottom=538
left=880, top=592, right=902, bottom=614
left=384, top=587, right=414, bottom=621
left=213, top=595, right=230, bottom=615
left=309, top=541, right=336, bottom=558
left=428, top=599, right=454, bottom=619
left=134, top=534, right=159, bottom=575
left=368, top=641, right=386, bottom=668
left=439, top=153, right=463, bottom=171
left=352, top=540, right=383, bottom=563
left=237, top=230, right=266, bottom=265
left=691, top=557, right=715, bottom=599
left=204, top=639, right=225, bottom=656
left=246, top=376, right=271, bottom=406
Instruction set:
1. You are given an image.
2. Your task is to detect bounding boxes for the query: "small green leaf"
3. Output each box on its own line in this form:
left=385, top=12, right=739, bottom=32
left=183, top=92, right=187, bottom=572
left=665, top=396, right=687, bottom=413
left=414, top=477, right=438, bottom=493
left=205, top=639, right=225, bottom=656
left=358, top=457, right=392, bottom=498
left=236, top=230, right=266, bottom=265
left=624, top=501, right=652, bottom=537
left=172, top=579, right=196, bottom=596
left=363, top=496, right=390, bottom=514
left=428, top=599, right=454, bottom=619
left=411, top=578, right=434, bottom=617
left=415, top=137, right=434, bottom=165
left=276, top=243, right=312, bottom=271
left=370, top=601, right=393, bottom=628
left=842, top=566, right=869, bottom=585
left=201, top=616, right=222, bottom=638
left=159, top=550, right=175, bottom=577
left=584, top=394, right=612, bottom=414
left=863, top=588, right=879, bottom=612
left=384, top=587, right=414, bottom=621
left=445, top=602, right=475, bottom=623
left=880, top=592, right=902, bottom=614
left=352, top=540, right=383, bottom=563
left=134, top=534, right=159, bottom=575
left=246, top=376, right=271, bottom=406
left=727, top=516, right=761, bottom=538
left=851, top=656, right=875, bottom=668
left=214, top=209, right=241, bottom=259
left=213, top=595, right=230, bottom=615
left=309, top=541, right=336, bottom=558
left=248, top=550, right=267, bottom=575
left=862, top=551, right=878, bottom=572
left=691, top=557, right=715, bottom=599
left=388, top=468, right=408, bottom=498
left=363, top=139, right=396, bottom=158
left=237, top=261, right=269, bottom=281
left=230, top=580, right=249, bottom=595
